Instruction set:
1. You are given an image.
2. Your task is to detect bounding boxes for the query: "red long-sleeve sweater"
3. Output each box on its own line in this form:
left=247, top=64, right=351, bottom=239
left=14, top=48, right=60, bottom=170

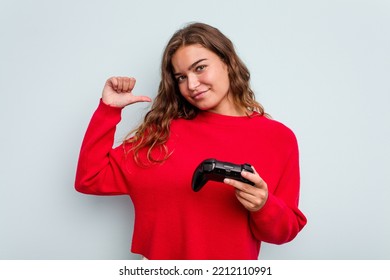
left=75, top=100, right=307, bottom=260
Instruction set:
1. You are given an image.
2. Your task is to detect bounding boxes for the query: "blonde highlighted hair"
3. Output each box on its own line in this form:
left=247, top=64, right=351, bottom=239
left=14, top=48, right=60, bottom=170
left=125, top=22, right=267, bottom=165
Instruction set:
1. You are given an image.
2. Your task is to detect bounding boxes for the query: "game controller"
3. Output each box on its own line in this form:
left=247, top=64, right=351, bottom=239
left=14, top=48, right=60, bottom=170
left=191, top=158, right=255, bottom=192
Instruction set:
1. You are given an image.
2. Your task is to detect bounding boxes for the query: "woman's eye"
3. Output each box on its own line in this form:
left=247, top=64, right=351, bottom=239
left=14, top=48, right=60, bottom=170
left=176, top=76, right=186, bottom=83
left=196, top=65, right=206, bottom=71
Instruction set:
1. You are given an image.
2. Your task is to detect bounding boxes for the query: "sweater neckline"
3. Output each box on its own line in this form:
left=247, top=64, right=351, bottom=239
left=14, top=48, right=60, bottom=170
left=195, top=110, right=261, bottom=125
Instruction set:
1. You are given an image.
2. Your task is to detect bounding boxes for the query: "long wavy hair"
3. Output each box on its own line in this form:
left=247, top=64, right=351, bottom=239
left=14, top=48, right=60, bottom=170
left=124, top=22, right=267, bottom=166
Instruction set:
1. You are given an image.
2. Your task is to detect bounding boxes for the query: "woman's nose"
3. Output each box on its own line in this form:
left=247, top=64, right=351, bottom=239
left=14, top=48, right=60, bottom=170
left=187, top=73, right=200, bottom=91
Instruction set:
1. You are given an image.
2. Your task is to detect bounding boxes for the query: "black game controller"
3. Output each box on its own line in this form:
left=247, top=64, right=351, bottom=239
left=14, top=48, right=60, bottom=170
left=191, top=158, right=255, bottom=192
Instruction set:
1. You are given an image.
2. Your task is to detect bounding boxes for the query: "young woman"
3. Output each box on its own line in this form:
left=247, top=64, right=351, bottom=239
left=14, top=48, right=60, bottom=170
left=75, top=22, right=307, bottom=260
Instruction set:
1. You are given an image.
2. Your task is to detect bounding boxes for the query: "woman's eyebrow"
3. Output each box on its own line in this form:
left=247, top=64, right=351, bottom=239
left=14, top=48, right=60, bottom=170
left=174, top=58, right=208, bottom=76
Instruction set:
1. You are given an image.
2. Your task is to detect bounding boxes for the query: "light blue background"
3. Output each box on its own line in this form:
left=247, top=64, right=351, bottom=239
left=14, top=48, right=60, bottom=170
left=1, top=0, right=389, bottom=259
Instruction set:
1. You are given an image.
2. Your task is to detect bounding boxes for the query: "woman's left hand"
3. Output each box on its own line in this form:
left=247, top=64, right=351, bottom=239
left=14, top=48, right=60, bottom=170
left=224, top=166, right=268, bottom=212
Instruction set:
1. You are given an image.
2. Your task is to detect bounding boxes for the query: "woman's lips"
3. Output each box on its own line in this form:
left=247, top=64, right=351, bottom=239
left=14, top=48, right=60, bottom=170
left=192, top=90, right=208, bottom=100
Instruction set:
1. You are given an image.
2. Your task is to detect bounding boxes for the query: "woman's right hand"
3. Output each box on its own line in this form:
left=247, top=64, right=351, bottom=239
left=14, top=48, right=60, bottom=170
left=102, top=76, right=152, bottom=108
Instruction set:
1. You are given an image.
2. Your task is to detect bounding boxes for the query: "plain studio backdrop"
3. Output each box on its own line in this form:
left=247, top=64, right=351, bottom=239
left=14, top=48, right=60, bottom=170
left=0, top=0, right=389, bottom=260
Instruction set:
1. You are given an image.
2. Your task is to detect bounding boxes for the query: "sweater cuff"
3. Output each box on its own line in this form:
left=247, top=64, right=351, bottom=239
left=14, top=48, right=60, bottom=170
left=98, top=98, right=124, bottom=113
left=89, top=99, right=123, bottom=126
left=250, top=193, right=284, bottom=224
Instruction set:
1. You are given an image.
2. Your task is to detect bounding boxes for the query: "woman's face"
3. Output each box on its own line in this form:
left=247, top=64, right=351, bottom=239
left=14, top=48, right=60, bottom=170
left=171, top=44, right=240, bottom=116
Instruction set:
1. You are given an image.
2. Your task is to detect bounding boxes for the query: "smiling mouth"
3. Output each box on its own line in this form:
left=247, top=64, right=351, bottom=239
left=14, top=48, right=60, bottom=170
left=192, top=90, right=208, bottom=100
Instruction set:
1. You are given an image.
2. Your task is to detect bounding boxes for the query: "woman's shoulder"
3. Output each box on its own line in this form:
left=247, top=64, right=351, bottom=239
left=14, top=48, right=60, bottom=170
left=253, top=114, right=298, bottom=144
